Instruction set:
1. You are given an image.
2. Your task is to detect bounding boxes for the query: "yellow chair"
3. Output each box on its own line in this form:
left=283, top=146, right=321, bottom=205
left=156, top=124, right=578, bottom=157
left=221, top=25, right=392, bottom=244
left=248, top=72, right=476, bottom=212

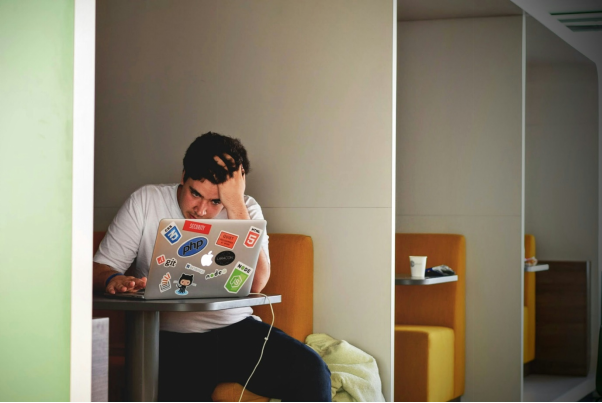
left=395, top=234, right=466, bottom=402
left=524, top=234, right=536, bottom=364
left=93, top=232, right=314, bottom=402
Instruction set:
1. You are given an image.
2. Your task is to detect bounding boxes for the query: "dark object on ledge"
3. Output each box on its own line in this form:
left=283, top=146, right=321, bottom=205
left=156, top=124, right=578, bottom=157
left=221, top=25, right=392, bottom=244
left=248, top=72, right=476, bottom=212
left=425, top=265, right=456, bottom=278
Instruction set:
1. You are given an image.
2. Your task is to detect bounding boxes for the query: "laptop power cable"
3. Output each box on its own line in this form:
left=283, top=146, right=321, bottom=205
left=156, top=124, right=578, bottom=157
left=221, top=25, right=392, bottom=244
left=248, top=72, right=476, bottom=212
left=239, top=293, right=275, bottom=402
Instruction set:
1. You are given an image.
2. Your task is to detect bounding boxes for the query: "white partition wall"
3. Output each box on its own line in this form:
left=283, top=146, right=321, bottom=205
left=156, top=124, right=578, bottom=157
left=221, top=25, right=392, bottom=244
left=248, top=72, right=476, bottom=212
left=396, top=16, right=524, bottom=401
left=524, top=16, right=599, bottom=399
left=94, top=0, right=395, bottom=399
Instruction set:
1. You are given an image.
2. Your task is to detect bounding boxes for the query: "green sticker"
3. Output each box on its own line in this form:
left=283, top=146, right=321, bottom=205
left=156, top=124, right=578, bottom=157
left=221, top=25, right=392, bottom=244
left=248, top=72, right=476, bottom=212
left=224, top=262, right=253, bottom=293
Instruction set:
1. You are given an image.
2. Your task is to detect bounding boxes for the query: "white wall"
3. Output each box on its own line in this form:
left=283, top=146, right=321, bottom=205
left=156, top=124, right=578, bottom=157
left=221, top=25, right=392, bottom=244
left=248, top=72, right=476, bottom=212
left=396, top=16, right=523, bottom=401
left=526, top=47, right=599, bottom=376
left=525, top=58, right=600, bottom=385
left=95, top=0, right=395, bottom=399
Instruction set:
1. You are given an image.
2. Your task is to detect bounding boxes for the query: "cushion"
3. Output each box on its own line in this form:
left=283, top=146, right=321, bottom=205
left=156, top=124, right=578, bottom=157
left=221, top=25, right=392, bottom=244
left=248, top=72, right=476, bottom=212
left=212, top=384, right=269, bottom=402
left=395, top=325, right=454, bottom=402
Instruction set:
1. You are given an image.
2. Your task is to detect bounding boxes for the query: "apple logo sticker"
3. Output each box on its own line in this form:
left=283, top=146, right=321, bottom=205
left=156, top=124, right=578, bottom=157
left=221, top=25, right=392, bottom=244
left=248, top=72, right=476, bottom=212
left=201, top=251, right=214, bottom=267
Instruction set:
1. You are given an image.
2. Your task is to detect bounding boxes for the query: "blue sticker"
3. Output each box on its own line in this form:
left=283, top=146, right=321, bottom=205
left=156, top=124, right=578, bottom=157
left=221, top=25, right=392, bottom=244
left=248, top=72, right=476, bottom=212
left=161, top=222, right=182, bottom=245
left=178, top=236, right=209, bottom=257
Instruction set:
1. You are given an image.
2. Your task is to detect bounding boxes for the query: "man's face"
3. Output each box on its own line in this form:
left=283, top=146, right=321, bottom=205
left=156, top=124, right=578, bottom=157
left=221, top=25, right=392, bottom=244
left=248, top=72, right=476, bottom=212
left=177, top=174, right=224, bottom=219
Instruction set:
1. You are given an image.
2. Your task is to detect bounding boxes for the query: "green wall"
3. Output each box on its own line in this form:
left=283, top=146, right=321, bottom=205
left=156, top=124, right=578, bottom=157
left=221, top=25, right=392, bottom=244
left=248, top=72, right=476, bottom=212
left=0, top=0, right=74, bottom=400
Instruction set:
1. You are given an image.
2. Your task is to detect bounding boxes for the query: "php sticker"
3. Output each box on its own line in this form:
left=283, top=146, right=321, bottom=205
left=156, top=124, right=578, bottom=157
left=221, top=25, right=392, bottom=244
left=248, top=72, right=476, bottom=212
left=165, top=258, right=177, bottom=267
left=156, top=255, right=166, bottom=265
left=215, top=251, right=235, bottom=266
left=205, top=268, right=227, bottom=280
left=177, top=237, right=208, bottom=257
left=224, top=262, right=254, bottom=293
left=215, top=231, right=239, bottom=250
left=185, top=263, right=205, bottom=275
left=244, top=226, right=262, bottom=248
left=183, top=220, right=212, bottom=235
left=159, top=272, right=172, bottom=293
left=161, top=222, right=182, bottom=245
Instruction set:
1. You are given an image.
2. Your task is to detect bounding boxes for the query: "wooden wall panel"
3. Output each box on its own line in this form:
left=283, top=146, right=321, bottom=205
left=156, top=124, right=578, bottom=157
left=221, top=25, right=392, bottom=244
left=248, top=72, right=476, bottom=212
left=532, top=261, right=590, bottom=376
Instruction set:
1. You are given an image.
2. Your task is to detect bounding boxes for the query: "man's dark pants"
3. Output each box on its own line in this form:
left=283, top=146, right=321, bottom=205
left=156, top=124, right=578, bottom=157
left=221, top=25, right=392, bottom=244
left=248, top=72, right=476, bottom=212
left=158, top=317, right=332, bottom=402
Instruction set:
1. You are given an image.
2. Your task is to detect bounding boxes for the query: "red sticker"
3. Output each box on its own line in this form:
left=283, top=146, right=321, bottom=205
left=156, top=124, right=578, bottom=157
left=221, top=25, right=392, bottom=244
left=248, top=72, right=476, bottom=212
left=183, top=221, right=212, bottom=234
left=216, top=231, right=239, bottom=250
left=244, top=226, right=262, bottom=248
left=156, top=255, right=166, bottom=265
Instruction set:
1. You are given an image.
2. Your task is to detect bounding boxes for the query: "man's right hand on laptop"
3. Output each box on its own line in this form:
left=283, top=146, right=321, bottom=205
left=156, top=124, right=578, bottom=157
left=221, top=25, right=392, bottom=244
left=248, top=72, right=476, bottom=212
left=106, top=275, right=147, bottom=294
left=93, top=262, right=147, bottom=294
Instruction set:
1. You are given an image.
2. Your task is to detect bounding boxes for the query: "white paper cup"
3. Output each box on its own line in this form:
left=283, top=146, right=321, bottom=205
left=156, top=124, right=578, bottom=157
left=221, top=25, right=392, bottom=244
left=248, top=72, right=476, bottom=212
left=410, top=256, right=427, bottom=279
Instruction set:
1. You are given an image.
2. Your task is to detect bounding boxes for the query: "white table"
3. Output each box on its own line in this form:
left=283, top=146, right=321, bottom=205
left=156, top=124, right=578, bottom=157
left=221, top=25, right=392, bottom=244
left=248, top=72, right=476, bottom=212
left=395, top=275, right=458, bottom=285
left=525, top=264, right=549, bottom=272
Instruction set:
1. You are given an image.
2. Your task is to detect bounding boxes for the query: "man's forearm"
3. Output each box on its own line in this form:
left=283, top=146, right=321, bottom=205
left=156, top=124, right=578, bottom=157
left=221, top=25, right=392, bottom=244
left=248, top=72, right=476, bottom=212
left=93, top=262, right=121, bottom=293
left=251, top=249, right=270, bottom=293
left=225, top=201, right=251, bottom=220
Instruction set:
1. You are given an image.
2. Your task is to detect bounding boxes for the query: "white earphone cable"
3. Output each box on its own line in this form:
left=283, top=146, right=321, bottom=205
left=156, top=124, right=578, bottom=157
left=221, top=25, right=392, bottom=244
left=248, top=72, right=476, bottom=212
left=239, top=293, right=275, bottom=402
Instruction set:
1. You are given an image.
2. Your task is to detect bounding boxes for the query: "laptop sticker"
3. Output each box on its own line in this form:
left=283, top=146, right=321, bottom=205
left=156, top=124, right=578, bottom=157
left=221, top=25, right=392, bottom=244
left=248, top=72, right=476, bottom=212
left=156, top=255, right=166, bottom=265
left=205, top=268, right=227, bottom=280
left=244, top=226, right=262, bottom=248
left=201, top=251, right=214, bottom=266
left=185, top=263, right=205, bottom=275
left=174, top=273, right=196, bottom=296
left=215, top=251, right=235, bottom=266
left=224, top=262, right=254, bottom=294
left=161, top=222, right=182, bottom=245
left=159, top=272, right=172, bottom=293
left=183, top=220, right=212, bottom=235
left=215, top=231, right=239, bottom=250
left=177, top=236, right=208, bottom=257
left=165, top=258, right=177, bottom=267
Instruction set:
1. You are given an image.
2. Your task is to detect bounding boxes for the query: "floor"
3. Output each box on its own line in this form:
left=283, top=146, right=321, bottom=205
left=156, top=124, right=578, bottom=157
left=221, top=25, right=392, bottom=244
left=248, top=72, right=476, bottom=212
left=523, top=373, right=595, bottom=402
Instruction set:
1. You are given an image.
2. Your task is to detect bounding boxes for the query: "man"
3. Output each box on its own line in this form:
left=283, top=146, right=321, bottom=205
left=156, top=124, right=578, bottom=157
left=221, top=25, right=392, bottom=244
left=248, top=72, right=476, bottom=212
left=93, top=132, right=331, bottom=401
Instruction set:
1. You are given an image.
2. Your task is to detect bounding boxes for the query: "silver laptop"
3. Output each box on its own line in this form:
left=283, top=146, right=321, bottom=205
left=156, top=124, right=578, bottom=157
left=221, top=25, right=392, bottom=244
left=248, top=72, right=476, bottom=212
left=108, top=219, right=266, bottom=300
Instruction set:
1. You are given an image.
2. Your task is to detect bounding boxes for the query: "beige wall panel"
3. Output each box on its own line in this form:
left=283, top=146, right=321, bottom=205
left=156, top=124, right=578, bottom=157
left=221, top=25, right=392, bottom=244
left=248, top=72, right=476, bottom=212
left=265, top=207, right=392, bottom=399
left=525, top=60, right=599, bottom=374
left=95, top=0, right=393, bottom=211
left=397, top=214, right=522, bottom=401
left=95, top=0, right=395, bottom=399
left=396, top=17, right=522, bottom=217
left=396, top=15, right=523, bottom=402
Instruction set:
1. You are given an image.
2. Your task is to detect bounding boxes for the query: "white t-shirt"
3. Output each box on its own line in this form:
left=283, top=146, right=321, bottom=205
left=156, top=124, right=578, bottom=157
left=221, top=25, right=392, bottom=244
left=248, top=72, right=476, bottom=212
left=93, top=184, right=270, bottom=333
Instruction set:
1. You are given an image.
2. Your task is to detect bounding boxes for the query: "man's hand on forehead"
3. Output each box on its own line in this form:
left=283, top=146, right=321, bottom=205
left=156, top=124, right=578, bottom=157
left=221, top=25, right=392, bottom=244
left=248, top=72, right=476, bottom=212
left=213, top=153, right=245, bottom=177
left=213, top=153, right=248, bottom=219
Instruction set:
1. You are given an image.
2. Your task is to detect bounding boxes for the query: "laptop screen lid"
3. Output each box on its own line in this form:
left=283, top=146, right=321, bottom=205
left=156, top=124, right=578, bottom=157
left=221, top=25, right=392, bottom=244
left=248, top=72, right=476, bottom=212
left=144, top=219, right=266, bottom=300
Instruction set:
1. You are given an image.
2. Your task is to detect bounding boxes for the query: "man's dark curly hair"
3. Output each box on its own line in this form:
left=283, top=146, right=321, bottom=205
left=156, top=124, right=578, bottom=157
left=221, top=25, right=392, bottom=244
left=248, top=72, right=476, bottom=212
left=183, top=132, right=251, bottom=184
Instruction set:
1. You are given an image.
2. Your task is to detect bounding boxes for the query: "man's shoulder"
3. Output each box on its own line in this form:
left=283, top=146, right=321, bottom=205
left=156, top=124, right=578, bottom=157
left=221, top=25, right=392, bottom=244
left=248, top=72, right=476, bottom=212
left=243, top=194, right=262, bottom=208
left=130, top=183, right=178, bottom=200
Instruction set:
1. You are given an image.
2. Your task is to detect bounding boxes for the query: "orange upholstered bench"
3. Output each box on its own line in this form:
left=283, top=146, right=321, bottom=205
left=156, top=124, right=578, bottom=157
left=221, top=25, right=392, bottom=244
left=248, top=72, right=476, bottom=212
left=395, top=233, right=466, bottom=402
left=93, top=232, right=314, bottom=402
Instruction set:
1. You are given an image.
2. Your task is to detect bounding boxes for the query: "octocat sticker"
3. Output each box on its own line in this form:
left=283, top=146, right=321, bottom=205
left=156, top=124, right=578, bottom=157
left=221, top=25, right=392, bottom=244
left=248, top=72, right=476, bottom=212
left=174, top=273, right=196, bottom=296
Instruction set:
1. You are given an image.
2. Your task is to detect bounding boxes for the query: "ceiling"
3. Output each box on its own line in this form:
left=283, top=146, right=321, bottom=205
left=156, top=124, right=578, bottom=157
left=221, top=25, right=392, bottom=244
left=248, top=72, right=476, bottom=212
left=527, top=15, right=594, bottom=64
left=512, top=0, right=602, bottom=64
left=397, top=0, right=523, bottom=22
